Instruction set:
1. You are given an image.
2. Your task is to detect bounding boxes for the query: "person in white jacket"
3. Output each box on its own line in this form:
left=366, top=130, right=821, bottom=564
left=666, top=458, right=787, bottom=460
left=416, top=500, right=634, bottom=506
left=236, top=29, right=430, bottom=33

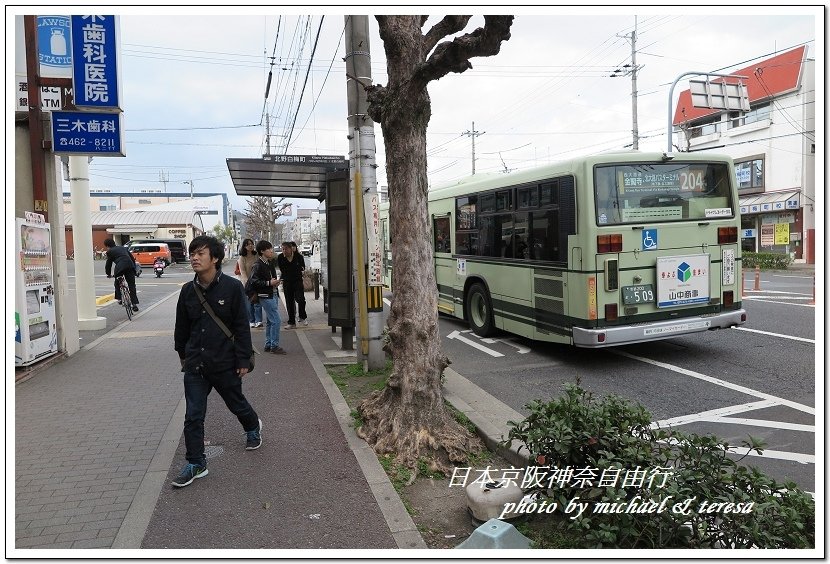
left=236, top=238, right=262, bottom=328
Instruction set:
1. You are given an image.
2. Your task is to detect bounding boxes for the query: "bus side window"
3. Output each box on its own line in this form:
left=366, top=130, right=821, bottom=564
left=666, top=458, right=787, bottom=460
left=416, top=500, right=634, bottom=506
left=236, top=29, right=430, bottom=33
left=433, top=216, right=451, bottom=253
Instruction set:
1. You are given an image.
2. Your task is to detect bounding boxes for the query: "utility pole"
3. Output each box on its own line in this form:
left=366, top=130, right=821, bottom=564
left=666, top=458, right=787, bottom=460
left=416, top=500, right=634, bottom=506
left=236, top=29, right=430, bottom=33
left=182, top=178, right=194, bottom=198
left=345, top=15, right=384, bottom=370
left=462, top=121, right=484, bottom=174
left=612, top=17, right=641, bottom=150
left=159, top=170, right=169, bottom=192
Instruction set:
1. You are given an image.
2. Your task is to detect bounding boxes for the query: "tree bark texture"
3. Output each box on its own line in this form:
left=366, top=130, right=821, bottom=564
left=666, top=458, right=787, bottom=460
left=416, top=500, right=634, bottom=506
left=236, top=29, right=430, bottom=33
left=357, top=15, right=513, bottom=472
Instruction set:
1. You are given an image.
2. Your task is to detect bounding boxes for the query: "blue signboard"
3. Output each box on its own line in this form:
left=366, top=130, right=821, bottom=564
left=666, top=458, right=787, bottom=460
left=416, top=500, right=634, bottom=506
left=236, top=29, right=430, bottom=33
left=642, top=229, right=658, bottom=251
left=70, top=15, right=120, bottom=110
left=51, top=110, right=124, bottom=156
left=37, top=16, right=72, bottom=77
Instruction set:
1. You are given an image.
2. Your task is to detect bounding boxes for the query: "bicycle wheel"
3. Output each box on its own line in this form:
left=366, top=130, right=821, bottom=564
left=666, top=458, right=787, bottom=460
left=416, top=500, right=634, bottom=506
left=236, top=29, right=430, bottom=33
left=119, top=277, right=133, bottom=320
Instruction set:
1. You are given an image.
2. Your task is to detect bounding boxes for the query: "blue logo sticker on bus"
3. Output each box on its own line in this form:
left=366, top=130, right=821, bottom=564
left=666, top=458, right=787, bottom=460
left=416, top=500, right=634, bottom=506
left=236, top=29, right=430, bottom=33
left=642, top=229, right=657, bottom=251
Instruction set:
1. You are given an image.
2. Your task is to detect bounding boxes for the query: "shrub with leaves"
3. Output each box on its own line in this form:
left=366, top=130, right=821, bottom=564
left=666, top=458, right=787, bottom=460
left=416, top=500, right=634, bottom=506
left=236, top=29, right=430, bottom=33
left=504, top=382, right=814, bottom=549
left=742, top=251, right=793, bottom=270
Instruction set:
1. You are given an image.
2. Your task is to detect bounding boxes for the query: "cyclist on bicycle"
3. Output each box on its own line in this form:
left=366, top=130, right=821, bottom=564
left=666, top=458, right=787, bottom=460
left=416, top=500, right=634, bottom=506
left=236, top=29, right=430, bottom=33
left=104, top=238, right=140, bottom=312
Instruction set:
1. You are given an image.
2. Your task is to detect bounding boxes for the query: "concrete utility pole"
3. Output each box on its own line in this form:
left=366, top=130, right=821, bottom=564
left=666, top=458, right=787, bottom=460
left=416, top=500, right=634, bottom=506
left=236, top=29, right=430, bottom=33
left=345, top=15, right=384, bottom=370
left=612, top=17, right=641, bottom=150
left=462, top=122, right=484, bottom=174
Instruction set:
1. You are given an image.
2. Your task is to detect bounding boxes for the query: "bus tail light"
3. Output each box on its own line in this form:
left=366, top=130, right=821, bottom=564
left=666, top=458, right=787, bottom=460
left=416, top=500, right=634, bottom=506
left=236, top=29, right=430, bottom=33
left=605, top=303, right=618, bottom=321
left=597, top=333, right=606, bottom=343
left=718, top=226, right=738, bottom=244
left=723, top=290, right=734, bottom=307
left=597, top=234, right=623, bottom=253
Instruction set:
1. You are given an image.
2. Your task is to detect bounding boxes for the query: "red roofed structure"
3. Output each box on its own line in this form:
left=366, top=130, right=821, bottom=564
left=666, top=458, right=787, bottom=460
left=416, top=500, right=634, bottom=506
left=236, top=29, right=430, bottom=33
left=669, top=44, right=814, bottom=264
left=673, top=46, right=807, bottom=126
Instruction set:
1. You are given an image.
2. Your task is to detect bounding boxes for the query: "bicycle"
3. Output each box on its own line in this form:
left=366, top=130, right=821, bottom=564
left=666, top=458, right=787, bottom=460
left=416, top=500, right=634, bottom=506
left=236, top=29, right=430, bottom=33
left=115, top=275, right=134, bottom=320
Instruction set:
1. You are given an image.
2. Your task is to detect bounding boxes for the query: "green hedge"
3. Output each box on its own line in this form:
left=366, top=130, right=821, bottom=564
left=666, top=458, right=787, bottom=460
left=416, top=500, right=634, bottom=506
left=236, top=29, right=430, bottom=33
left=504, top=382, right=814, bottom=549
left=742, top=252, right=793, bottom=270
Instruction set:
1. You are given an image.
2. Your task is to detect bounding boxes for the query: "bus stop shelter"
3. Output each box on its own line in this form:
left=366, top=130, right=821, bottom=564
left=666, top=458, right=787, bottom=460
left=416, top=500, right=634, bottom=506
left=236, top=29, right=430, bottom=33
left=226, top=155, right=348, bottom=200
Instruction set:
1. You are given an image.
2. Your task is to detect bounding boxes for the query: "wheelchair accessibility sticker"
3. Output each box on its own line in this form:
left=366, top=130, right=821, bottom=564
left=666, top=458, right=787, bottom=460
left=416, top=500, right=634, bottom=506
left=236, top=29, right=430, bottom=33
left=642, top=229, right=658, bottom=251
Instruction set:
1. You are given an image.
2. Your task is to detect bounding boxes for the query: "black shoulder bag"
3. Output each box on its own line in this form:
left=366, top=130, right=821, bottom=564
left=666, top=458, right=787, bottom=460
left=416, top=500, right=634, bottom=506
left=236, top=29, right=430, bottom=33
left=193, top=283, right=258, bottom=373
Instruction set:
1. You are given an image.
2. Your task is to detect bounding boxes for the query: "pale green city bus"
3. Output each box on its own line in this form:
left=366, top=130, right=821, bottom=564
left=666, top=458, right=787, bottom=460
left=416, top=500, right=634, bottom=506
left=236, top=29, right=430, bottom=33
left=379, top=150, right=747, bottom=347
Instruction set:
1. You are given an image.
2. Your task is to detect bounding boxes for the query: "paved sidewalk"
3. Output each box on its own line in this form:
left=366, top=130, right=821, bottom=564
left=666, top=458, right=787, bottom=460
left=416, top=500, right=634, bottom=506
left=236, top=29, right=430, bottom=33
left=13, top=288, right=425, bottom=554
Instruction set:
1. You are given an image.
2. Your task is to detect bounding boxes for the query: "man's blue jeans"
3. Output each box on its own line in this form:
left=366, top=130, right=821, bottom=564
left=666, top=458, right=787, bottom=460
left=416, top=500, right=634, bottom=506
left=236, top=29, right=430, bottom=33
left=183, top=367, right=259, bottom=466
left=248, top=300, right=262, bottom=324
left=259, top=295, right=281, bottom=350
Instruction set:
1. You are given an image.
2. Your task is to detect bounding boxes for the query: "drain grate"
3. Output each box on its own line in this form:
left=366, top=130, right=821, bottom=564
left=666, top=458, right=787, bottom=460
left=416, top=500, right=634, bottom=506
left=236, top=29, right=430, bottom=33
left=205, top=445, right=224, bottom=459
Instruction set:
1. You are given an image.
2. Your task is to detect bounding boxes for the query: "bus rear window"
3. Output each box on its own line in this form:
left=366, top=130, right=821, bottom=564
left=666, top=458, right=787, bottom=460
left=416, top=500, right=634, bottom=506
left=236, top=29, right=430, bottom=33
left=594, top=162, right=734, bottom=225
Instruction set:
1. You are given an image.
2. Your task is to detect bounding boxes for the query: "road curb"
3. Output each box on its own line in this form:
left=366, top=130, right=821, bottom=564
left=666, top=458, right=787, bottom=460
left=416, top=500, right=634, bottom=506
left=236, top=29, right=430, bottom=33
left=96, top=293, right=115, bottom=305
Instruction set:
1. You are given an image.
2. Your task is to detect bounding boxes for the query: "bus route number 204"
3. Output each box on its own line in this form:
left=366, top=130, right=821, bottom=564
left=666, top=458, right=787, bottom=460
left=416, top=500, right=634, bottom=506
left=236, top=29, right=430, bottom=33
left=622, top=284, right=655, bottom=305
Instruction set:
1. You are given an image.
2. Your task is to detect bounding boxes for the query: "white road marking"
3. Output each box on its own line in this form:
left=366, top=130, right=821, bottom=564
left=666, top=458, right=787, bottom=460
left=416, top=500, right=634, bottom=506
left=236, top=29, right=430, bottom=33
left=658, top=438, right=814, bottom=465
left=652, top=399, right=779, bottom=428
left=733, top=326, right=815, bottom=343
left=478, top=335, right=531, bottom=354
left=742, top=297, right=815, bottom=308
left=613, top=350, right=815, bottom=415
left=447, top=330, right=504, bottom=357
left=623, top=352, right=815, bottom=464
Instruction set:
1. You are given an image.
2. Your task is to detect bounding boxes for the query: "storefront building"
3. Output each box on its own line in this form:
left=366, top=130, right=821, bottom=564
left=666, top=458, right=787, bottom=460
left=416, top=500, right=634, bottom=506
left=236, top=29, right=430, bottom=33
left=672, top=45, right=815, bottom=263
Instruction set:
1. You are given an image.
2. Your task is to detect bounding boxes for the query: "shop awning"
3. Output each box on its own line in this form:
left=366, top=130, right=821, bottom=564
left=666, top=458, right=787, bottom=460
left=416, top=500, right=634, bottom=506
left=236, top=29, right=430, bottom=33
left=739, top=190, right=800, bottom=215
left=106, top=225, right=158, bottom=234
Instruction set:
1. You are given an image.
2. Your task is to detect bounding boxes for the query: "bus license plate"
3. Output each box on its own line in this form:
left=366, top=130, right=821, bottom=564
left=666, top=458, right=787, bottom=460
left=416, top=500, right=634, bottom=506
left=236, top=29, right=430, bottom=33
left=622, top=284, right=655, bottom=305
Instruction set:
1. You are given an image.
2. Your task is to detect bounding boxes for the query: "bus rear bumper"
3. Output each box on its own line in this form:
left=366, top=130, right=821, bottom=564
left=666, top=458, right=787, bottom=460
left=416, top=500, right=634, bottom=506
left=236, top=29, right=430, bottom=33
left=572, top=309, right=747, bottom=348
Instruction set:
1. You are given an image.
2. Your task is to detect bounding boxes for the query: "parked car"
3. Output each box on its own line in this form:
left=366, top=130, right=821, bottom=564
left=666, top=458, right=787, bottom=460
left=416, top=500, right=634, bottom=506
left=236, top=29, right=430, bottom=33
left=129, top=243, right=172, bottom=266
left=128, top=238, right=187, bottom=263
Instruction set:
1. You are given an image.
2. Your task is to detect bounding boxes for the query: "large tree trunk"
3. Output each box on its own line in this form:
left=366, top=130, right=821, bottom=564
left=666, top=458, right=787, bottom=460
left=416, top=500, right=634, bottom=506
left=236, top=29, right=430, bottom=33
left=357, top=15, right=512, bottom=472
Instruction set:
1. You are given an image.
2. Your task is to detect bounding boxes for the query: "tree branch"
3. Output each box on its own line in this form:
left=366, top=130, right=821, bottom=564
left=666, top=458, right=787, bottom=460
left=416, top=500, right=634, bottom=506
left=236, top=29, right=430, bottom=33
left=415, top=15, right=513, bottom=86
left=423, top=16, right=472, bottom=55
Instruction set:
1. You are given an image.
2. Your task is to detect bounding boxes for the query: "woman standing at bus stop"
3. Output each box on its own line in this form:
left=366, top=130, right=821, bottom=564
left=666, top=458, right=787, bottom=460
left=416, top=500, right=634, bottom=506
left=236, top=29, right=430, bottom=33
left=236, top=239, right=262, bottom=328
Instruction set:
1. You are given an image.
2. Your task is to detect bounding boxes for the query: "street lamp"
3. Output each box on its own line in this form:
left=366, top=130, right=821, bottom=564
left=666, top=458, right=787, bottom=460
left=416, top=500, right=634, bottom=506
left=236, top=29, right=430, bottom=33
left=182, top=179, right=194, bottom=198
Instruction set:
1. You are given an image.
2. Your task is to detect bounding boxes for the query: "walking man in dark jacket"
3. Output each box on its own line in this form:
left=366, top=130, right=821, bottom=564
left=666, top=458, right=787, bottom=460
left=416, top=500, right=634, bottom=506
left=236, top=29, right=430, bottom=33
left=249, top=240, right=285, bottom=354
left=172, top=235, right=262, bottom=487
left=103, top=238, right=139, bottom=311
left=277, top=241, right=307, bottom=328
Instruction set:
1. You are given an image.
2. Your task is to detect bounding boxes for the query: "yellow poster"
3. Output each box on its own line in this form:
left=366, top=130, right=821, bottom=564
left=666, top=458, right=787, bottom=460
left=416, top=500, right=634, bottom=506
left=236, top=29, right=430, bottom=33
left=774, top=223, right=790, bottom=245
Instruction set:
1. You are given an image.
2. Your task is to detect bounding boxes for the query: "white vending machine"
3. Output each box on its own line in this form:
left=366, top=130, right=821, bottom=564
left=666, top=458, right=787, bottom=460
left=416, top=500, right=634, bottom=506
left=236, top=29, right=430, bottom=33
left=15, top=214, right=59, bottom=366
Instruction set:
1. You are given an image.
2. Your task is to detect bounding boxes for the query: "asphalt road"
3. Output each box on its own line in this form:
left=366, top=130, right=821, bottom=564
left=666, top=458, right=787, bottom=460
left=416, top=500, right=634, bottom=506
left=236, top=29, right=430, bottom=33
left=409, top=269, right=817, bottom=493
left=66, top=260, right=195, bottom=347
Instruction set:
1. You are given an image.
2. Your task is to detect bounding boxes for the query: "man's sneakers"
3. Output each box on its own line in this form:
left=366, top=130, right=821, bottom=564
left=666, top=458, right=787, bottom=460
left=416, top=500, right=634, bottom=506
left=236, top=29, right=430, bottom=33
left=132, top=305, right=139, bottom=312
left=301, top=319, right=309, bottom=326
left=284, top=323, right=296, bottom=330
left=171, top=463, right=208, bottom=488
left=246, top=418, right=263, bottom=450
left=263, top=346, right=271, bottom=353
left=269, top=347, right=286, bottom=355
left=172, top=420, right=261, bottom=488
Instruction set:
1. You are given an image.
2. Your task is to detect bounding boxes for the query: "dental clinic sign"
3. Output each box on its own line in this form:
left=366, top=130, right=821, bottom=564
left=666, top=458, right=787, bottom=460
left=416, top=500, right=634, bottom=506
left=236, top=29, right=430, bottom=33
left=70, top=15, right=122, bottom=111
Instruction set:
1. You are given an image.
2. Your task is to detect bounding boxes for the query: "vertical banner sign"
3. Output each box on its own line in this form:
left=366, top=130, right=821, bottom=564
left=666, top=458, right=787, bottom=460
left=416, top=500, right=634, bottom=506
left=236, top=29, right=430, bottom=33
left=774, top=223, right=790, bottom=245
left=760, top=224, right=775, bottom=247
left=364, top=193, right=382, bottom=286
left=70, top=15, right=121, bottom=111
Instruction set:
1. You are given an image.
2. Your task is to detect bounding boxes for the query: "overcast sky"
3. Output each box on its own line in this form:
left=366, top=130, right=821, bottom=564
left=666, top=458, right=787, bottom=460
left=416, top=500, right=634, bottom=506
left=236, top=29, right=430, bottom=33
left=10, top=6, right=820, bottom=214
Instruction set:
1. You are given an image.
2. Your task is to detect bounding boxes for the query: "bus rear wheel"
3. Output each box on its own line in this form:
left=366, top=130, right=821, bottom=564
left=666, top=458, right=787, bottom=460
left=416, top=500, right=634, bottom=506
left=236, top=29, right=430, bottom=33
left=466, top=283, right=495, bottom=337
